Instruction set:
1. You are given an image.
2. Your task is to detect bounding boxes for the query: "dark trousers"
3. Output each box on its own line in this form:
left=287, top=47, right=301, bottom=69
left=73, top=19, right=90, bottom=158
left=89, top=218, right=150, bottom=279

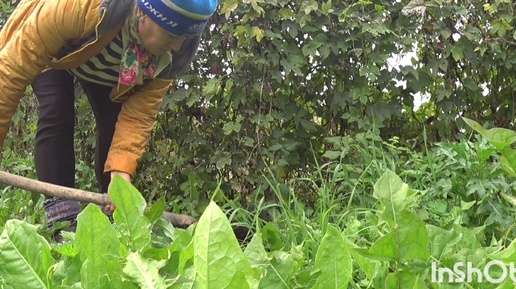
left=31, top=69, right=122, bottom=227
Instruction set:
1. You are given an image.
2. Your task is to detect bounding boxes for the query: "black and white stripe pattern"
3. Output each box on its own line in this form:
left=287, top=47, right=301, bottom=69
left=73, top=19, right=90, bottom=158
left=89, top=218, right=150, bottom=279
left=69, top=31, right=124, bottom=87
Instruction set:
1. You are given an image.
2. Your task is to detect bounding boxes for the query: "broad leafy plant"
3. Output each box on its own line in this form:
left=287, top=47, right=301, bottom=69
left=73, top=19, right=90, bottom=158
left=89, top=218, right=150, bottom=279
left=2, top=0, right=516, bottom=216
left=0, top=176, right=353, bottom=289
left=3, top=170, right=516, bottom=288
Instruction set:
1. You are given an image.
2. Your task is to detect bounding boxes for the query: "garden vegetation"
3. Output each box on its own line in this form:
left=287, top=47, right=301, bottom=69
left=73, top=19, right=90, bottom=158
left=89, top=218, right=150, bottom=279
left=1, top=0, right=516, bottom=288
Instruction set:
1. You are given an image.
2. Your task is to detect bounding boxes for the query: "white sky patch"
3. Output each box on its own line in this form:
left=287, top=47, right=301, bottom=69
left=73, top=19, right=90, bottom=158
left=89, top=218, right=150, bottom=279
left=387, top=51, right=429, bottom=111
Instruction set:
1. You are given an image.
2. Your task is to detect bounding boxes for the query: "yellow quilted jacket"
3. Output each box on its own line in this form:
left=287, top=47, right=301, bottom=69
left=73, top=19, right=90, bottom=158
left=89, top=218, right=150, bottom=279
left=0, top=0, right=198, bottom=176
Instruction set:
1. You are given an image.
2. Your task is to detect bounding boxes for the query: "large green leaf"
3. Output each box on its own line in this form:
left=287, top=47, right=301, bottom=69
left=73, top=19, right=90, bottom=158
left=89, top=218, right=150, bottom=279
left=244, top=232, right=269, bottom=288
left=258, top=246, right=305, bottom=289
left=159, top=228, right=195, bottom=276
left=243, top=227, right=305, bottom=289
left=170, top=267, right=196, bottom=289
left=463, top=118, right=516, bottom=177
left=373, top=169, right=417, bottom=223
left=489, top=237, right=516, bottom=263
left=426, top=225, right=462, bottom=260
left=359, top=211, right=430, bottom=262
left=349, top=247, right=378, bottom=281
left=145, top=197, right=166, bottom=226
left=52, top=242, right=81, bottom=287
left=312, top=225, right=352, bottom=289
left=110, top=175, right=152, bottom=251
left=244, top=232, right=269, bottom=269
left=193, top=201, right=252, bottom=289
left=178, top=238, right=195, bottom=275
left=500, top=154, right=516, bottom=177
left=499, top=148, right=516, bottom=177
left=462, top=117, right=516, bottom=150
left=384, top=270, right=428, bottom=289
left=0, top=220, right=55, bottom=289
left=76, top=204, right=127, bottom=289
left=123, top=252, right=171, bottom=289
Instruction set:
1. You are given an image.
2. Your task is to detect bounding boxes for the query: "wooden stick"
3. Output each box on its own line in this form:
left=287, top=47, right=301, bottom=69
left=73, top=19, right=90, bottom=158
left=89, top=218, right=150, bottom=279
left=0, top=171, right=197, bottom=228
left=0, top=171, right=111, bottom=205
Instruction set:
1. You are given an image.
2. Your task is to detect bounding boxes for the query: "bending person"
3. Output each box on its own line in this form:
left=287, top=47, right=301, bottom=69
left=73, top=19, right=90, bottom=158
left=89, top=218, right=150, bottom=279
left=0, top=0, right=217, bottom=235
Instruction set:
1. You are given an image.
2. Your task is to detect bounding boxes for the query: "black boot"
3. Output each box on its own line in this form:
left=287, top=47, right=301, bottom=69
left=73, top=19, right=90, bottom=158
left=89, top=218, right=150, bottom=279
left=44, top=197, right=80, bottom=242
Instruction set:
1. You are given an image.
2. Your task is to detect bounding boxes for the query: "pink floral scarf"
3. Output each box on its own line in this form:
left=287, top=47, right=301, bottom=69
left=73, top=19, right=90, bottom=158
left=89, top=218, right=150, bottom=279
left=119, top=11, right=159, bottom=86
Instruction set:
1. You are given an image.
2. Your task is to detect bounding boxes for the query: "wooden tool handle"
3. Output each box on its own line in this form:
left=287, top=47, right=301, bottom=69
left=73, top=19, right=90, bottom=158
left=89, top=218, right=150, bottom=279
left=0, top=171, right=197, bottom=228
left=0, top=171, right=110, bottom=205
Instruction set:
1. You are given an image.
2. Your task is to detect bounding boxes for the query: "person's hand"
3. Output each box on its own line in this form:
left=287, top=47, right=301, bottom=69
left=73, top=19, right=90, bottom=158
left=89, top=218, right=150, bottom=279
left=105, top=171, right=132, bottom=213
